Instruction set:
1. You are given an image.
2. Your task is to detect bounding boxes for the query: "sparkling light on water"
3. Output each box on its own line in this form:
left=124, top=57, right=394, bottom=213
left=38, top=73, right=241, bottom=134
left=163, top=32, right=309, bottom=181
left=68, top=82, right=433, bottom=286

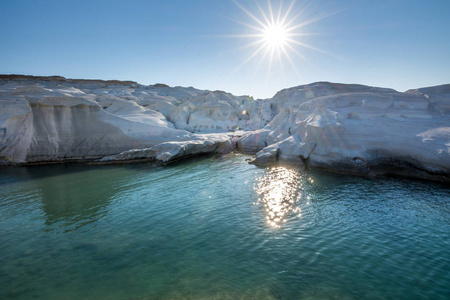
left=0, top=154, right=449, bottom=299
left=254, top=166, right=302, bottom=227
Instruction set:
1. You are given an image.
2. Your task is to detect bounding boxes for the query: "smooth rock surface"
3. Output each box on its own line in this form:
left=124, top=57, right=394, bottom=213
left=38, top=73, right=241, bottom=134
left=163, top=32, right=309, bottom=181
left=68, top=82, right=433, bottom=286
left=1, top=75, right=449, bottom=181
left=239, top=82, right=450, bottom=181
left=0, top=76, right=255, bottom=164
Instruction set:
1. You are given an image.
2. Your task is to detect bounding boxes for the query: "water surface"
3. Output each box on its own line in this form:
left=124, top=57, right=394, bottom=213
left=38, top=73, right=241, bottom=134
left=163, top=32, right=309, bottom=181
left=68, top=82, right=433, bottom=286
left=0, top=154, right=449, bottom=299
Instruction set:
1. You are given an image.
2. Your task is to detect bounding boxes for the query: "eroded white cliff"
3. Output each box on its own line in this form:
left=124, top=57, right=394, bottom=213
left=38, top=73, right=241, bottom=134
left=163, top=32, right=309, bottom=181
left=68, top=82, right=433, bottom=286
left=1, top=76, right=449, bottom=181
left=0, top=76, right=258, bottom=164
left=239, top=82, right=450, bottom=181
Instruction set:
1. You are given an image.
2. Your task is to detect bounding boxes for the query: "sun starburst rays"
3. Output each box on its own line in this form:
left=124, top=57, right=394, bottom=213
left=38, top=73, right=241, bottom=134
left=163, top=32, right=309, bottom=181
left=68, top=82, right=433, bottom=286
left=230, top=0, right=330, bottom=79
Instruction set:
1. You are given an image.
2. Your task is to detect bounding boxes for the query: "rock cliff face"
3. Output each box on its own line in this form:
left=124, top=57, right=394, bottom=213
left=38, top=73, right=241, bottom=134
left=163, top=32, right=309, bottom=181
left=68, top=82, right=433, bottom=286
left=0, top=75, right=254, bottom=165
left=239, top=82, right=450, bottom=181
left=1, top=75, right=449, bottom=181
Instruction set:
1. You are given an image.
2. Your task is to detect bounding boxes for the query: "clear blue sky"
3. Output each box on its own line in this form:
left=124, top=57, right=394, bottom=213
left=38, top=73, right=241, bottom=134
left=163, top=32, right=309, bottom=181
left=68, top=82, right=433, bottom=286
left=1, top=0, right=449, bottom=99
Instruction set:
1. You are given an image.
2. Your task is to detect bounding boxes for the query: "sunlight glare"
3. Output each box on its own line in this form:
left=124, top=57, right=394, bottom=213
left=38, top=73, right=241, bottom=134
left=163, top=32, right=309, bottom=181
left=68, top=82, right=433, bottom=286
left=230, top=0, right=335, bottom=78
left=263, top=24, right=288, bottom=49
left=254, top=166, right=302, bottom=228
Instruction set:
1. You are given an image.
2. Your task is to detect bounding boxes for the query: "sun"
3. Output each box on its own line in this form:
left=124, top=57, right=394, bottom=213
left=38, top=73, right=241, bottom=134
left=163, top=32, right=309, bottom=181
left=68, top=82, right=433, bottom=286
left=262, top=23, right=288, bottom=49
left=229, top=0, right=332, bottom=77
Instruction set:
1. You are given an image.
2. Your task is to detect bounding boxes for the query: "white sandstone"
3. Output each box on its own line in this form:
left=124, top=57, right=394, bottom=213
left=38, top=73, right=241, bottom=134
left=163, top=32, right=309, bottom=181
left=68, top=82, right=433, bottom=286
left=1, top=76, right=449, bottom=181
left=240, top=82, right=449, bottom=181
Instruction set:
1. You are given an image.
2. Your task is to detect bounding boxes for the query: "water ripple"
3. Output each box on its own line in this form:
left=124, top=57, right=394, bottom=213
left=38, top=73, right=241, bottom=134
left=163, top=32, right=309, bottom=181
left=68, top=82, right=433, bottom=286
left=0, top=154, right=449, bottom=299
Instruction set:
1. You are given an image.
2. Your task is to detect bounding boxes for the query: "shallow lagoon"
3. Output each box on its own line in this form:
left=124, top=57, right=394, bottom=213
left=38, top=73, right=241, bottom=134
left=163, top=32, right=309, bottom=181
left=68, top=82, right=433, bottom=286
left=0, top=153, right=449, bottom=299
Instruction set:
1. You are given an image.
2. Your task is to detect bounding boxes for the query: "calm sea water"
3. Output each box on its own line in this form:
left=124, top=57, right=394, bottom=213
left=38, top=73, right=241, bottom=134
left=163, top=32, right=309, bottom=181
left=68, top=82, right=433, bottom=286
left=0, top=153, right=449, bottom=300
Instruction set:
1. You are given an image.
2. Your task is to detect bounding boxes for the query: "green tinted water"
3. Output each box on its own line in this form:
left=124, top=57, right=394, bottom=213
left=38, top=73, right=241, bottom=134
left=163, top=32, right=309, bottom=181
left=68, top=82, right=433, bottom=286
left=0, top=154, right=449, bottom=299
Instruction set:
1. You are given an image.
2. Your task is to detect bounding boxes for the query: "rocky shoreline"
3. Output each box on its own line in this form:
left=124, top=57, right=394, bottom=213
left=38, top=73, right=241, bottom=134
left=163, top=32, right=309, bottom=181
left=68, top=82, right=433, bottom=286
left=1, top=75, right=449, bottom=182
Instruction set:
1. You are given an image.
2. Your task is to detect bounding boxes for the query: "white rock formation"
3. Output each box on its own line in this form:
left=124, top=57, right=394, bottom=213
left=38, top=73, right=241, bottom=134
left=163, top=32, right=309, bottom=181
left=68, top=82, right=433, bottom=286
left=239, top=82, right=450, bottom=181
left=99, top=133, right=235, bottom=164
left=1, top=76, right=449, bottom=181
left=0, top=75, right=255, bottom=164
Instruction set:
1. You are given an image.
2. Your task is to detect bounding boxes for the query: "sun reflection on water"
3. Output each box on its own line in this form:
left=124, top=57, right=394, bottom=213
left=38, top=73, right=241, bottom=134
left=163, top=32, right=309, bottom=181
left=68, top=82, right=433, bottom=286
left=254, top=166, right=302, bottom=228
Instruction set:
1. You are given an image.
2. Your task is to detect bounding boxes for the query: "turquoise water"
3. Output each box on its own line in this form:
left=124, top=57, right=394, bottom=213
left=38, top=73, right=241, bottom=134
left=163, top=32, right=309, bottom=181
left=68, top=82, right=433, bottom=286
left=0, top=153, right=449, bottom=299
